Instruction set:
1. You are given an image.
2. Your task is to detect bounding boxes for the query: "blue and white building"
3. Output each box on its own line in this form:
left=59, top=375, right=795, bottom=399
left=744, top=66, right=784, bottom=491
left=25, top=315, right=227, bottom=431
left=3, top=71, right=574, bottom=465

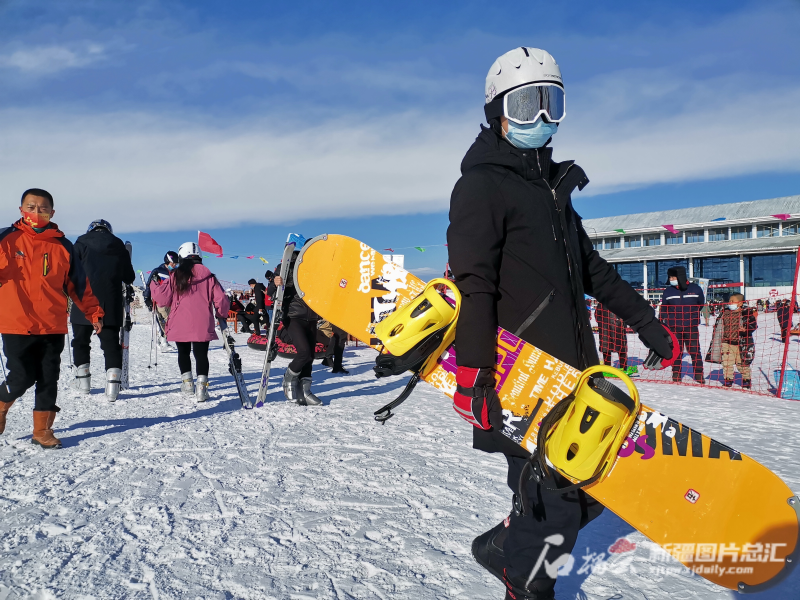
left=583, top=196, right=800, bottom=301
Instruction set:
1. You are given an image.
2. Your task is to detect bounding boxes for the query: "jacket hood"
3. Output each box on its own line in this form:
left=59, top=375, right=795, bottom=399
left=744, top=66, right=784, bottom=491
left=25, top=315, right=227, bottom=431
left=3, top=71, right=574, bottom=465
left=667, top=266, right=689, bottom=291
left=461, top=125, right=554, bottom=182
left=78, top=227, right=126, bottom=254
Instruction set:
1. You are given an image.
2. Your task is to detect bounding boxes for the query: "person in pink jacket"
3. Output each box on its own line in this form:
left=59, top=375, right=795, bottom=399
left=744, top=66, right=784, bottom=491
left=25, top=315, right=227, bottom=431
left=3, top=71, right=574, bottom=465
left=150, top=242, right=230, bottom=402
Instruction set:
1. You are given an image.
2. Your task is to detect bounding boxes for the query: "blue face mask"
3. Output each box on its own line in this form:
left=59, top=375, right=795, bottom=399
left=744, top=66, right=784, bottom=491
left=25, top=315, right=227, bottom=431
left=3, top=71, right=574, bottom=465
left=669, top=280, right=679, bottom=286
left=505, top=118, right=558, bottom=149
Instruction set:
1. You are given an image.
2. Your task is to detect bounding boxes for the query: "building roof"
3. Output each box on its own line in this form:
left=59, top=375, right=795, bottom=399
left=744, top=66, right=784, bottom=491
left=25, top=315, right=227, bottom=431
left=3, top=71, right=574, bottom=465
left=599, top=233, right=800, bottom=263
left=582, top=196, right=800, bottom=236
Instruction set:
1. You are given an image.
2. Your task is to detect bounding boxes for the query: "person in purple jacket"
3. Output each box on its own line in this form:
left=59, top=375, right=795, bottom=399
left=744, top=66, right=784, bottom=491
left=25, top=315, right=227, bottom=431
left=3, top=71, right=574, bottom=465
left=150, top=242, right=230, bottom=402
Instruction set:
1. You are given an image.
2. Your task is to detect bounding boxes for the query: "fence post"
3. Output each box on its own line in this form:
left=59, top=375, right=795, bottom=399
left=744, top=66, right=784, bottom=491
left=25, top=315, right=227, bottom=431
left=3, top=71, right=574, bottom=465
left=776, top=247, right=800, bottom=398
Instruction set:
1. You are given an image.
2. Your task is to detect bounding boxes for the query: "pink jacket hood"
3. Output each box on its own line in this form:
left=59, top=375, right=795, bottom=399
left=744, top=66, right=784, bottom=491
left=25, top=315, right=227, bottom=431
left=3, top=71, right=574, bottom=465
left=150, top=263, right=230, bottom=342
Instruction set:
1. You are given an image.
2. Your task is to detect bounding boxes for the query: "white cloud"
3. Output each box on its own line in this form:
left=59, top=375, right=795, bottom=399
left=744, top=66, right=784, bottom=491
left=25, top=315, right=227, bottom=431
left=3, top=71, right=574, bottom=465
left=0, top=43, right=105, bottom=74
left=0, top=109, right=476, bottom=234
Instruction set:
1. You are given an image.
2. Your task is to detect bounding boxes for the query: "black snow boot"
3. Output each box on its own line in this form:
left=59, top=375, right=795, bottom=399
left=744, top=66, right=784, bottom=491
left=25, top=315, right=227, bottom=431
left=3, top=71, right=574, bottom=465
left=471, top=519, right=509, bottom=584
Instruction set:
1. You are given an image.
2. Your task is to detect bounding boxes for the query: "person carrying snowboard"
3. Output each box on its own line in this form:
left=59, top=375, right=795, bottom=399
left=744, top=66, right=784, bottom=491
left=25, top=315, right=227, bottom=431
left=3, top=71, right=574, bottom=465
left=270, top=246, right=323, bottom=406
left=0, top=189, right=104, bottom=448
left=149, top=242, right=229, bottom=403
left=447, top=48, right=674, bottom=599
left=70, top=219, right=136, bottom=401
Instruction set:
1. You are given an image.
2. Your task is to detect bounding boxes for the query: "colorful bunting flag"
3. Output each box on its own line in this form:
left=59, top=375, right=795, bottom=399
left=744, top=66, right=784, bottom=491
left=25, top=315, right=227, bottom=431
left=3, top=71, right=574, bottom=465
left=773, top=214, right=791, bottom=221
left=383, top=248, right=394, bottom=253
left=614, top=229, right=625, bottom=234
left=712, top=217, right=726, bottom=221
left=414, top=247, right=426, bottom=252
left=259, top=257, right=269, bottom=264
left=230, top=256, right=238, bottom=259
left=662, top=225, right=680, bottom=234
left=246, top=255, right=255, bottom=259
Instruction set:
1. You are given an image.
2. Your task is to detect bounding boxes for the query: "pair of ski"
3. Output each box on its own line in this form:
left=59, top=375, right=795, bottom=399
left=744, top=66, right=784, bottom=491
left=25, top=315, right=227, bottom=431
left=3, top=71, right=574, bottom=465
left=218, top=233, right=306, bottom=409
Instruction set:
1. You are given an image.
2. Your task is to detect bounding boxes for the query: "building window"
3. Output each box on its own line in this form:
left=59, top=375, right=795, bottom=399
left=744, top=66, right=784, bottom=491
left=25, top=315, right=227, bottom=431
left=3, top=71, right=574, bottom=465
left=591, top=239, right=601, bottom=250
left=665, top=232, right=683, bottom=245
left=693, top=256, right=740, bottom=283
left=614, top=263, right=644, bottom=288
left=643, top=233, right=661, bottom=246
left=707, top=228, right=728, bottom=242
left=757, top=224, right=779, bottom=238
left=624, top=235, right=641, bottom=248
left=605, top=238, right=620, bottom=249
left=685, top=230, right=704, bottom=243
left=783, top=222, right=800, bottom=236
left=745, top=253, right=796, bottom=287
left=731, top=226, right=752, bottom=240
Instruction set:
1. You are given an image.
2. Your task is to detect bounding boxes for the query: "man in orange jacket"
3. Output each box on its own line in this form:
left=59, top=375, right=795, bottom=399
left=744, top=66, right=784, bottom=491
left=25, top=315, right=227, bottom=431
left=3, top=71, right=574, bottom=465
left=0, top=189, right=104, bottom=449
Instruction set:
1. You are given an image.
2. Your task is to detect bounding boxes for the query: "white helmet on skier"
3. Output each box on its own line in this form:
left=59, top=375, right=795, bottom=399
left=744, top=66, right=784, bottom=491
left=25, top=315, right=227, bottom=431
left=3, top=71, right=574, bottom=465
left=178, top=241, right=201, bottom=259
left=483, top=47, right=565, bottom=125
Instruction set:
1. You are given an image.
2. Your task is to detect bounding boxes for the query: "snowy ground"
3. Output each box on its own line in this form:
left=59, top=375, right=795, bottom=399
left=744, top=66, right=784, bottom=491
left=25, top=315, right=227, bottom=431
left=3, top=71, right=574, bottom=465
left=1, top=311, right=799, bottom=600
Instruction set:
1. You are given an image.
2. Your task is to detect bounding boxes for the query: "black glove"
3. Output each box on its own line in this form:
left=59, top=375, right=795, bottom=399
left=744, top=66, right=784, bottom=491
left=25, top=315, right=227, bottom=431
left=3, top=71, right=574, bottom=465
left=638, top=319, right=675, bottom=370
left=145, top=297, right=153, bottom=311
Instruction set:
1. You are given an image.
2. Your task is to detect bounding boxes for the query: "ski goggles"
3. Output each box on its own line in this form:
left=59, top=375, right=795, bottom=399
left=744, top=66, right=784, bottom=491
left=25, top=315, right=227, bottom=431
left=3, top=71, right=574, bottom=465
left=504, top=82, right=565, bottom=125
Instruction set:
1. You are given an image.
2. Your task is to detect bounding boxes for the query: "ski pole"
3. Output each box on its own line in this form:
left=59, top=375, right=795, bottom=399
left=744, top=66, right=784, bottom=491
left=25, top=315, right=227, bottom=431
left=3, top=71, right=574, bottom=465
left=148, top=310, right=155, bottom=369
left=0, top=348, right=7, bottom=381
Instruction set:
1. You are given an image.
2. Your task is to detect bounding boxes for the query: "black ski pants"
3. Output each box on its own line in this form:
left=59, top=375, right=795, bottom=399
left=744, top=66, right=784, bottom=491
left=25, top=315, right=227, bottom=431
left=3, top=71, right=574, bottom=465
left=0, top=334, right=65, bottom=412
left=325, top=325, right=346, bottom=369
left=176, top=341, right=210, bottom=377
left=72, top=324, right=122, bottom=370
left=237, top=312, right=262, bottom=335
left=287, top=318, right=318, bottom=378
left=503, top=455, right=604, bottom=593
left=672, top=326, right=703, bottom=378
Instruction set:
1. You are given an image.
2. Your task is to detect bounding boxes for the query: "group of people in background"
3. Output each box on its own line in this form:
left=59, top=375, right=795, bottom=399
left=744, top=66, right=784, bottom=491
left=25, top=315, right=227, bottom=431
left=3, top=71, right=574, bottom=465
left=0, top=189, right=354, bottom=450
left=595, top=265, right=799, bottom=389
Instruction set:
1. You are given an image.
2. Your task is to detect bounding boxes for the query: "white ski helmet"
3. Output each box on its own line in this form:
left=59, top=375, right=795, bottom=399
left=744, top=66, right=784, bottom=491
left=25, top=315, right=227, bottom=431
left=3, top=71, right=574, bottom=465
left=178, top=241, right=201, bottom=259
left=484, top=47, right=565, bottom=123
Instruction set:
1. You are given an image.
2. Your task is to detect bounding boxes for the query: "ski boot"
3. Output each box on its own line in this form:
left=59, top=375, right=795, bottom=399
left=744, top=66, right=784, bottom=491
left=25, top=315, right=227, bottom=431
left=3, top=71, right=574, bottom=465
left=195, top=375, right=210, bottom=403
left=299, top=377, right=323, bottom=406
left=73, top=364, right=91, bottom=395
left=159, top=338, right=172, bottom=352
left=180, top=372, right=195, bottom=396
left=282, top=367, right=303, bottom=402
left=105, top=368, right=122, bottom=402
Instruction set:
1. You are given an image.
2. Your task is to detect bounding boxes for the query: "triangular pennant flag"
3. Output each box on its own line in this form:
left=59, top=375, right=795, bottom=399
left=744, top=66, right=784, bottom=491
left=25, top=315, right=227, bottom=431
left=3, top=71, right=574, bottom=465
left=414, top=247, right=426, bottom=252
left=259, top=257, right=269, bottom=264
left=230, top=256, right=238, bottom=259
left=198, top=230, right=223, bottom=256
left=383, top=248, right=394, bottom=253
left=712, top=217, right=726, bottom=221
left=662, top=225, right=680, bottom=234
left=614, top=229, right=625, bottom=234
left=246, top=255, right=255, bottom=259
left=146, top=270, right=151, bottom=274
left=773, top=214, right=791, bottom=221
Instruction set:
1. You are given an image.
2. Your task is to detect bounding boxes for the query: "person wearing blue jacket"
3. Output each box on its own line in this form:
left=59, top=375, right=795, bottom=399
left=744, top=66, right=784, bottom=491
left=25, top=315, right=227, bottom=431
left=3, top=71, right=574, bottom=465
left=659, top=266, right=705, bottom=383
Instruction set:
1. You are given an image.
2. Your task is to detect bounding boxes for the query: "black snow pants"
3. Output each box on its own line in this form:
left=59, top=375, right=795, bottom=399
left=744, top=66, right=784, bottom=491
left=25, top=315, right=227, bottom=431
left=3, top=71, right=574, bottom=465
left=503, top=455, right=604, bottom=593
left=325, top=325, right=346, bottom=369
left=237, top=312, right=262, bottom=335
left=0, top=334, right=65, bottom=412
left=176, top=341, right=210, bottom=377
left=72, top=324, right=122, bottom=370
left=672, top=326, right=703, bottom=378
left=287, top=318, right=318, bottom=378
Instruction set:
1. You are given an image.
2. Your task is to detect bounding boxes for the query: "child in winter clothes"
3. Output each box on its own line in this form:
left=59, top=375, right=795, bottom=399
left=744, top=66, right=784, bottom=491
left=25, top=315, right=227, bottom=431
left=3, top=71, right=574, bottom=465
left=150, top=242, right=230, bottom=402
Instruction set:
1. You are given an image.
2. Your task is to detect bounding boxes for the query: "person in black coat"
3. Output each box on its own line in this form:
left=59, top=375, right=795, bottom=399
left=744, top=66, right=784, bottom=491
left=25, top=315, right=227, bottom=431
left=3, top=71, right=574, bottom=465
left=448, top=47, right=674, bottom=600
left=777, top=300, right=793, bottom=343
left=243, top=278, right=269, bottom=334
left=658, top=266, right=705, bottom=383
left=69, top=220, right=135, bottom=399
left=270, top=249, right=322, bottom=406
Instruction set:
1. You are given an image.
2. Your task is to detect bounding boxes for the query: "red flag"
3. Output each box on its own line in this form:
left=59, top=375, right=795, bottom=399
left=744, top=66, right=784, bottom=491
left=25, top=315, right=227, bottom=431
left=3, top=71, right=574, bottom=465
left=198, top=231, right=223, bottom=257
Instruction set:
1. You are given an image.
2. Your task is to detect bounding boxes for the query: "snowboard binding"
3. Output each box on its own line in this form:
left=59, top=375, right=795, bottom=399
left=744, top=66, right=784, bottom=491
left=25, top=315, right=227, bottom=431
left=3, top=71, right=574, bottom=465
left=373, top=278, right=461, bottom=422
left=518, top=365, right=640, bottom=507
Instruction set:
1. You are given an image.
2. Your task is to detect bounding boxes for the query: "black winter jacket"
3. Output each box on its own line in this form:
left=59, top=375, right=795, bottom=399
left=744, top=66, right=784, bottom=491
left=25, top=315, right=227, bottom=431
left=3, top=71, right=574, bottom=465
left=448, top=127, right=655, bottom=455
left=70, top=228, right=135, bottom=327
left=268, top=255, right=318, bottom=321
left=252, top=282, right=267, bottom=312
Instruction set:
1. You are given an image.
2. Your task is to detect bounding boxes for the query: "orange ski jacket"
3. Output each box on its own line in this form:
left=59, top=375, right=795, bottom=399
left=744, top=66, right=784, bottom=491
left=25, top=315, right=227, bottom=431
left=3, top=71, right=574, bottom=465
left=0, top=219, right=104, bottom=335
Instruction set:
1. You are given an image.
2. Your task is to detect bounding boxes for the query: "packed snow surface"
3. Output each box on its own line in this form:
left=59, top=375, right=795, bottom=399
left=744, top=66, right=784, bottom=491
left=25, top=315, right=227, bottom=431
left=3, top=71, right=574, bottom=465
left=1, top=315, right=799, bottom=600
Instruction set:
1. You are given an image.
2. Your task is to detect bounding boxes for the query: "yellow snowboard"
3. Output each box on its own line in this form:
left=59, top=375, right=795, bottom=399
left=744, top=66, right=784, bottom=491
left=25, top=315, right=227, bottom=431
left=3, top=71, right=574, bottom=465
left=294, top=234, right=799, bottom=592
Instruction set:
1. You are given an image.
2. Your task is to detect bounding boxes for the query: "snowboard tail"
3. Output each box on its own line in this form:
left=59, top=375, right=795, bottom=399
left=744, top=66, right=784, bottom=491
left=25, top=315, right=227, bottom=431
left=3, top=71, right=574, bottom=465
left=293, top=233, right=800, bottom=592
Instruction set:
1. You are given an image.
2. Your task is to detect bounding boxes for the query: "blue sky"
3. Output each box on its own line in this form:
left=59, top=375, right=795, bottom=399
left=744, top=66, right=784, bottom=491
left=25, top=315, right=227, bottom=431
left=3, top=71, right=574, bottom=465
left=0, top=0, right=798, bottom=283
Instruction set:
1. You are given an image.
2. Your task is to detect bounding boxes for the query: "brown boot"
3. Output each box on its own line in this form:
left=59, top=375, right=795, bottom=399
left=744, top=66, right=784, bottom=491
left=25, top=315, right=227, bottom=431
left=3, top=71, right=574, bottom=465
left=0, top=400, right=15, bottom=434
left=32, top=411, right=62, bottom=449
